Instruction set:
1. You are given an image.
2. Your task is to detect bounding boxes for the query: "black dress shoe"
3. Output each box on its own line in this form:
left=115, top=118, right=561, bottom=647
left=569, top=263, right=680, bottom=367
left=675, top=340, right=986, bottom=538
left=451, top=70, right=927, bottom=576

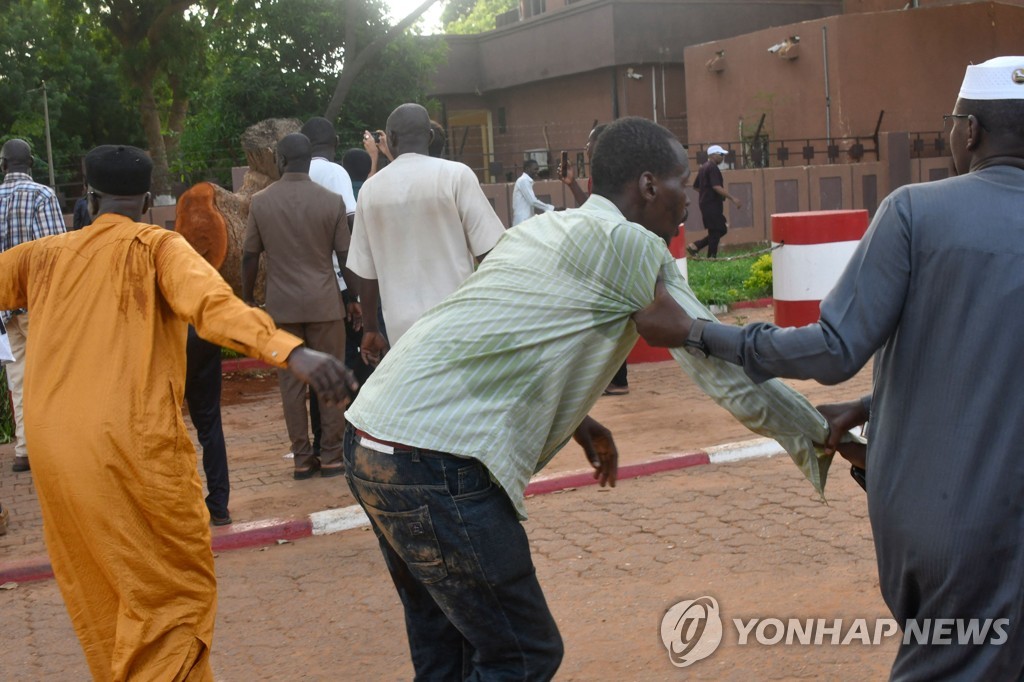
left=210, top=514, right=233, bottom=526
left=320, top=464, right=345, bottom=478
left=293, top=460, right=322, bottom=480
left=12, top=457, right=29, bottom=472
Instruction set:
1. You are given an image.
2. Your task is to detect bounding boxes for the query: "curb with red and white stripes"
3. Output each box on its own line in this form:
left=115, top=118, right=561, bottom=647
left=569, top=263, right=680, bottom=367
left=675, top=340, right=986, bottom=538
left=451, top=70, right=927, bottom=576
left=0, top=437, right=785, bottom=585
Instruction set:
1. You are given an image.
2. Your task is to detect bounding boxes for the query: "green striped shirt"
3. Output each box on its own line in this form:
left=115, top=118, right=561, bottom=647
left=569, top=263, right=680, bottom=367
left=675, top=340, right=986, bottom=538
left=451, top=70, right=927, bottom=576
left=346, top=195, right=837, bottom=518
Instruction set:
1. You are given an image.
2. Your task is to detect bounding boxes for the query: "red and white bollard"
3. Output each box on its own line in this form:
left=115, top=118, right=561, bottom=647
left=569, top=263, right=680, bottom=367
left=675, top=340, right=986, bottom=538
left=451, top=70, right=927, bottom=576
left=771, top=210, right=869, bottom=327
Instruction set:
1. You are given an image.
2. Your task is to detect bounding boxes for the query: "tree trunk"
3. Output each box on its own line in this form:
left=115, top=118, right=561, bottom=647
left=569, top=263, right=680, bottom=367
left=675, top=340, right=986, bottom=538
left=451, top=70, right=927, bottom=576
left=164, top=76, right=189, bottom=179
left=139, top=79, right=172, bottom=199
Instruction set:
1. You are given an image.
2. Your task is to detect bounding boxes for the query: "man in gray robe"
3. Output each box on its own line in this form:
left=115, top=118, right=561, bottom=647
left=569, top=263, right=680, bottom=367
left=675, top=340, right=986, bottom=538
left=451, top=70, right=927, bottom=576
left=634, top=56, right=1024, bottom=679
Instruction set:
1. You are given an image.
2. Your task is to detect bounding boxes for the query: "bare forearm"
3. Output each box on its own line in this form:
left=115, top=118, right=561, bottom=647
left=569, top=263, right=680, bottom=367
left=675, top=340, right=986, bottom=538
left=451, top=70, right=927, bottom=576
left=568, top=181, right=588, bottom=207
left=342, top=266, right=360, bottom=303
left=632, top=285, right=692, bottom=348
left=360, top=277, right=381, bottom=332
left=241, top=251, right=260, bottom=303
left=714, top=185, right=738, bottom=204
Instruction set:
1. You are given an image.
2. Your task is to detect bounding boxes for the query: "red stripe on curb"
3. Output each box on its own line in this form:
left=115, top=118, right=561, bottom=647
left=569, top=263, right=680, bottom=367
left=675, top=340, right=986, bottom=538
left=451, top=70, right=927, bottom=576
left=221, top=357, right=272, bottom=373
left=730, top=298, right=773, bottom=310
left=1, top=451, right=713, bottom=584
left=525, top=451, right=709, bottom=496
left=0, top=519, right=316, bottom=585
left=0, top=556, right=54, bottom=583
left=212, top=517, right=313, bottom=552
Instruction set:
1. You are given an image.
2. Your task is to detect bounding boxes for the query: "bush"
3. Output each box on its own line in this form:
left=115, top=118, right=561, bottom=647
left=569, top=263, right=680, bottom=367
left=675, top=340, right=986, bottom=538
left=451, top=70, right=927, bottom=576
left=686, top=244, right=771, bottom=305
left=742, top=254, right=773, bottom=298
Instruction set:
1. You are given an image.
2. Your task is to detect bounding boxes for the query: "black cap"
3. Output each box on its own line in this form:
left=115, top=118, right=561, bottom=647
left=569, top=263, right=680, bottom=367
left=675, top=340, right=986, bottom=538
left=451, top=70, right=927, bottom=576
left=85, top=145, right=152, bottom=196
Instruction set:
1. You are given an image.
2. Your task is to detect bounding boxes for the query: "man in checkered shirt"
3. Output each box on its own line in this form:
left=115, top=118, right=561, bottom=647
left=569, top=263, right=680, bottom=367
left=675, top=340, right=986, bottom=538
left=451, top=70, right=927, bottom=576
left=0, top=139, right=65, bottom=472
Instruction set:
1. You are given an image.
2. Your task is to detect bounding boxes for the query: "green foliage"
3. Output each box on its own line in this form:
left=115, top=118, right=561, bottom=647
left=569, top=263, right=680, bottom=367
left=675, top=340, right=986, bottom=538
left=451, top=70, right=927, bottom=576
left=445, top=0, right=517, bottom=34
left=742, top=254, right=773, bottom=298
left=687, top=245, right=773, bottom=306
left=441, top=0, right=477, bottom=25
left=0, top=369, right=12, bottom=444
left=0, top=0, right=449, bottom=193
left=0, top=0, right=143, bottom=200
left=177, top=0, right=448, bottom=185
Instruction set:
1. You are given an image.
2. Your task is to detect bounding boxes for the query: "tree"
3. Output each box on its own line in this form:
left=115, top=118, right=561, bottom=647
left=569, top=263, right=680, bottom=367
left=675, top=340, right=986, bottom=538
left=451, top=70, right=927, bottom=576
left=444, top=0, right=516, bottom=35
left=323, top=0, right=441, bottom=121
left=441, top=0, right=477, bottom=26
left=1, top=0, right=142, bottom=200
left=44, top=0, right=446, bottom=197
left=178, top=0, right=447, bottom=186
left=50, top=0, right=222, bottom=198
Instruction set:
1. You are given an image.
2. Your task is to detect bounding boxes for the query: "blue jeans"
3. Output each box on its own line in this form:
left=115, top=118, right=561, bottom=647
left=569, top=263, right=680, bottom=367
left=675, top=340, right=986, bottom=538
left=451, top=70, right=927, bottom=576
left=343, top=426, right=563, bottom=681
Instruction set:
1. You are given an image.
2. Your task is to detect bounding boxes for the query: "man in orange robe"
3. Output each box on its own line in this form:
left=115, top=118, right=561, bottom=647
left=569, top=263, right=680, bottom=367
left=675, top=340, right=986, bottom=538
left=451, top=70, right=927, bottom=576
left=0, top=145, right=357, bottom=680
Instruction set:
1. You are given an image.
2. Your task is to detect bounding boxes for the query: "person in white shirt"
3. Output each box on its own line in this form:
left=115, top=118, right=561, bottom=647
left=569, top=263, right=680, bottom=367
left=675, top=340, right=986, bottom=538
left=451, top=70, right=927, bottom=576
left=301, top=117, right=358, bottom=229
left=347, top=103, right=505, bottom=364
left=511, top=159, right=555, bottom=225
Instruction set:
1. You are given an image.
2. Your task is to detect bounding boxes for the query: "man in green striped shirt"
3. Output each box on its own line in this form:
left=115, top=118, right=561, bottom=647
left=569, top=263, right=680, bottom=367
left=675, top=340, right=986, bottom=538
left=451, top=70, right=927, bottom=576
left=343, top=117, right=838, bottom=680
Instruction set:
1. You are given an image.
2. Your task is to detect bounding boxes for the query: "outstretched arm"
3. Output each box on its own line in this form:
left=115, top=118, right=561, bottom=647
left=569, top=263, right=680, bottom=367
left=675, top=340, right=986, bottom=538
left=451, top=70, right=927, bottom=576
left=632, top=279, right=692, bottom=348
left=286, top=347, right=359, bottom=407
left=525, top=183, right=555, bottom=213
left=817, top=397, right=870, bottom=469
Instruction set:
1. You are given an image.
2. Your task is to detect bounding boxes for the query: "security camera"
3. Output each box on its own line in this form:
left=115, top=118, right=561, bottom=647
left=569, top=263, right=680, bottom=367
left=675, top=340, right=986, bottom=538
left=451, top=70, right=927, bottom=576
left=768, top=36, right=800, bottom=54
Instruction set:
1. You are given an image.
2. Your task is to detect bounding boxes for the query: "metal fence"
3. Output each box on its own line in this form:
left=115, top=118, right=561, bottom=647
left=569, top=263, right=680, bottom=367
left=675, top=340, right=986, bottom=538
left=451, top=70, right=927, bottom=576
left=449, top=129, right=952, bottom=182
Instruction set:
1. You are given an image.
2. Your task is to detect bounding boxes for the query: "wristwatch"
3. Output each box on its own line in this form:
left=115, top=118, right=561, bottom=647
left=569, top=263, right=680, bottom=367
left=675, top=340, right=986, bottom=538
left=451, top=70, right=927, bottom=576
left=684, top=318, right=711, bottom=358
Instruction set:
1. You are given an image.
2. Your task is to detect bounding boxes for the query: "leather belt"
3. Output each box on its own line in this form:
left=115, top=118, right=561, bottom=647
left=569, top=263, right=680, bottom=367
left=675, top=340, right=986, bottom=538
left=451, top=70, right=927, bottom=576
left=355, top=429, right=413, bottom=455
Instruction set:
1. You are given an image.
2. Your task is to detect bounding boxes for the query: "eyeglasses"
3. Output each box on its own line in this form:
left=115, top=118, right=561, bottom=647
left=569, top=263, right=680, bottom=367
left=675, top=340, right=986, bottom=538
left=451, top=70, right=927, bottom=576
left=942, top=113, right=987, bottom=131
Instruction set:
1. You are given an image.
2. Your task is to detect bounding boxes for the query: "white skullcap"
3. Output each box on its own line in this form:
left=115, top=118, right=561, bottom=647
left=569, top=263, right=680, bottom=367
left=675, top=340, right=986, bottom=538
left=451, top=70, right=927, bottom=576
left=958, top=56, right=1024, bottom=100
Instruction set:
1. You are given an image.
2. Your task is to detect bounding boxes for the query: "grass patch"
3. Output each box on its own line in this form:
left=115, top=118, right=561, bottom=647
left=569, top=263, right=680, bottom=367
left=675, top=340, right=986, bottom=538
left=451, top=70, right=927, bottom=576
left=686, top=243, right=773, bottom=306
left=0, top=368, right=12, bottom=443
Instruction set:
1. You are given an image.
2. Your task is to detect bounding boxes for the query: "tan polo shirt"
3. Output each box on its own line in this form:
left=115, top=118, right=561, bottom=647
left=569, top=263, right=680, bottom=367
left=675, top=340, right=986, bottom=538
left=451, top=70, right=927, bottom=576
left=244, top=173, right=350, bottom=324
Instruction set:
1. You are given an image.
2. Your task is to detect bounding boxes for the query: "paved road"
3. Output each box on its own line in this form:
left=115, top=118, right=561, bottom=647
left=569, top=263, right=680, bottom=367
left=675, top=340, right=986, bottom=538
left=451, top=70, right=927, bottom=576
left=0, top=305, right=895, bottom=678
left=2, top=455, right=897, bottom=680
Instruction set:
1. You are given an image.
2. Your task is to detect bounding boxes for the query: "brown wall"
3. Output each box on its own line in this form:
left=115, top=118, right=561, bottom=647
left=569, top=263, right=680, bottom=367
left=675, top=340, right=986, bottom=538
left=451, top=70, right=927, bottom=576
left=431, top=0, right=842, bottom=96
left=685, top=2, right=1024, bottom=147
left=845, top=0, right=1024, bottom=11
left=442, top=70, right=617, bottom=180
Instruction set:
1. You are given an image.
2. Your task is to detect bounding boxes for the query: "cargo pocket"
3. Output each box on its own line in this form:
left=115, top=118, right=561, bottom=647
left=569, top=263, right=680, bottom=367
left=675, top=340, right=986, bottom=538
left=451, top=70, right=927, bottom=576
left=364, top=503, right=448, bottom=583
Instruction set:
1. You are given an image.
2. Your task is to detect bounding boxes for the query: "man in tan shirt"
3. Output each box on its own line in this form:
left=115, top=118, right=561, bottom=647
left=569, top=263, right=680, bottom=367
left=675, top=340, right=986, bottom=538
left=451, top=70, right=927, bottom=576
left=243, top=133, right=354, bottom=479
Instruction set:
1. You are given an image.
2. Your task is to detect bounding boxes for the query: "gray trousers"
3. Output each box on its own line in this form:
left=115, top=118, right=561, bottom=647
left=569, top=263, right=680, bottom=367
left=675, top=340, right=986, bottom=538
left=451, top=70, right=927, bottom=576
left=276, top=320, right=346, bottom=469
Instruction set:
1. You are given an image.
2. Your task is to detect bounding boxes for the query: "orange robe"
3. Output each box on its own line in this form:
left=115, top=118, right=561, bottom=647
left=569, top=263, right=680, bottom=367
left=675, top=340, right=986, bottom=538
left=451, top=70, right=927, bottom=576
left=0, top=214, right=301, bottom=681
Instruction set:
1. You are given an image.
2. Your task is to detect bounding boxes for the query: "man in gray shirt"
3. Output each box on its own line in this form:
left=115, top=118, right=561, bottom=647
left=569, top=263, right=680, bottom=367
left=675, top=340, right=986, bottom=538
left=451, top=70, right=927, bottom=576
left=645, top=56, right=1024, bottom=679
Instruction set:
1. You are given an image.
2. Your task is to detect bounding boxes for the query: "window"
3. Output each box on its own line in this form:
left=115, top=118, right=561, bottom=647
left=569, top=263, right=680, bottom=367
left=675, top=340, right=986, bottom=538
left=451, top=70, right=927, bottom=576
left=523, top=0, right=546, bottom=19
